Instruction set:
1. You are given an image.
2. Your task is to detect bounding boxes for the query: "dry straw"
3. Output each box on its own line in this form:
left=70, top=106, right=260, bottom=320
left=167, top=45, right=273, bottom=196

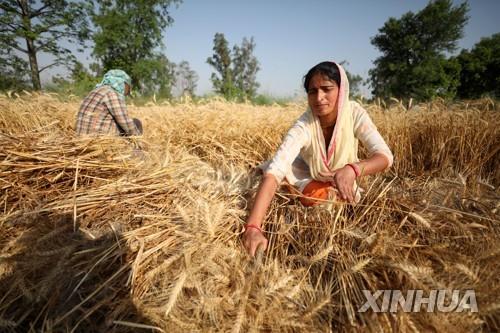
left=0, top=93, right=499, bottom=332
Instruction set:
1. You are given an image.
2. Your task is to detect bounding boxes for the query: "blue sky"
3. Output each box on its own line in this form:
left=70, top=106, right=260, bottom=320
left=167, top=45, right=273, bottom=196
left=42, top=0, right=500, bottom=97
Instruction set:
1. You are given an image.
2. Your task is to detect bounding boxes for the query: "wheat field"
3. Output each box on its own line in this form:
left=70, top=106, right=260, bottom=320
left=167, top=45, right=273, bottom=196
left=0, top=93, right=499, bottom=332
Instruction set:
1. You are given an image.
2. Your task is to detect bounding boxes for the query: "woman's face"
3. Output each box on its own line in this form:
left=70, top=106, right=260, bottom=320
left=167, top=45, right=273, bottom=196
left=307, top=73, right=339, bottom=119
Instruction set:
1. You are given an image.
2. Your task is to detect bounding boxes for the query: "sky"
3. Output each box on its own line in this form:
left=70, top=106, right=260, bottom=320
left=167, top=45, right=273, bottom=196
left=41, top=0, right=500, bottom=98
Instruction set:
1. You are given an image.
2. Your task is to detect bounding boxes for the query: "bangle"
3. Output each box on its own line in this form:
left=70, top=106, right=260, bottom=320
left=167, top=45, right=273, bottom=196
left=245, top=224, right=263, bottom=233
left=346, top=163, right=360, bottom=177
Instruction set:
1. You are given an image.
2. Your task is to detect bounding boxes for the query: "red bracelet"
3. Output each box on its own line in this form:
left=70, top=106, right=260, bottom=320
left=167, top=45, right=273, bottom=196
left=346, top=163, right=360, bottom=177
left=244, top=224, right=263, bottom=233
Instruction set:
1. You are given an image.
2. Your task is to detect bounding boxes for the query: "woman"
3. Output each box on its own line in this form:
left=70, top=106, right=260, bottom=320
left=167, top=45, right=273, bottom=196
left=76, top=69, right=142, bottom=136
left=243, top=61, right=393, bottom=257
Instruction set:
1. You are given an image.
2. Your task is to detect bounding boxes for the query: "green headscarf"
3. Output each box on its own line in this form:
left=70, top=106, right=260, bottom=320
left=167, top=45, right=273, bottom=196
left=95, top=69, right=132, bottom=96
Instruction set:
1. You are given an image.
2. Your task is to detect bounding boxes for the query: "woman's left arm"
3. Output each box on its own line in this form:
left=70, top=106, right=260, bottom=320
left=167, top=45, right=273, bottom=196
left=322, top=153, right=390, bottom=202
left=321, top=103, right=393, bottom=202
left=352, top=152, right=391, bottom=176
left=352, top=102, right=394, bottom=170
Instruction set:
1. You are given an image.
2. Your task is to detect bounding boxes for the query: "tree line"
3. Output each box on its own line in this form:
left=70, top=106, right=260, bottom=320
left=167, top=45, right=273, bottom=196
left=0, top=0, right=498, bottom=101
left=0, top=0, right=192, bottom=98
left=369, top=0, right=499, bottom=101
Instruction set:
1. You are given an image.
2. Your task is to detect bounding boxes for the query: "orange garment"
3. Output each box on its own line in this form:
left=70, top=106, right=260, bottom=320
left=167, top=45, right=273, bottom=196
left=299, top=180, right=335, bottom=207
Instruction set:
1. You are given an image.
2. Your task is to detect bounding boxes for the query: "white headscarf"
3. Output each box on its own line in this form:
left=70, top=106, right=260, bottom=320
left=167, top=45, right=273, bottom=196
left=300, top=62, right=359, bottom=182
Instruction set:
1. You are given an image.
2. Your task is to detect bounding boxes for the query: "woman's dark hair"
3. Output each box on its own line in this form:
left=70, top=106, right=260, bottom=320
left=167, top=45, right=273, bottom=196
left=303, top=61, right=340, bottom=92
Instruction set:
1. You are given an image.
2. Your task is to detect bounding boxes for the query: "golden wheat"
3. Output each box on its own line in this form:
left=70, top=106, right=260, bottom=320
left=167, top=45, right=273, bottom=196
left=0, top=92, right=498, bottom=332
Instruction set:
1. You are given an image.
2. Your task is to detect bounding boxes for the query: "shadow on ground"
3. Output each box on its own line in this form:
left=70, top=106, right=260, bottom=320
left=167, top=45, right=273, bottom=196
left=0, top=213, right=154, bottom=332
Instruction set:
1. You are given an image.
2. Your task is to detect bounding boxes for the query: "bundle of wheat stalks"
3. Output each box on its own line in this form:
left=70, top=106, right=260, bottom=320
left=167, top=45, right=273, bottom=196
left=0, top=93, right=499, bottom=332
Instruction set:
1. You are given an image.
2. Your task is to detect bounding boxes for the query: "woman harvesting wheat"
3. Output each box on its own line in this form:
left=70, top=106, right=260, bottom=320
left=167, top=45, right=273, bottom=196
left=243, top=61, right=393, bottom=256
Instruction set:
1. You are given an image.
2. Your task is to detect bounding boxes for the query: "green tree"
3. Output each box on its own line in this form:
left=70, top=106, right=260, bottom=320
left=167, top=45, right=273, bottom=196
left=0, top=0, right=90, bottom=90
left=233, top=37, right=260, bottom=100
left=0, top=48, right=30, bottom=90
left=175, top=60, right=198, bottom=97
left=50, top=61, right=100, bottom=96
left=369, top=0, right=468, bottom=101
left=346, top=72, right=363, bottom=97
left=455, top=33, right=500, bottom=99
left=340, top=61, right=363, bottom=97
left=132, top=54, right=176, bottom=97
left=206, top=33, right=236, bottom=99
left=91, top=0, right=181, bottom=96
left=207, top=33, right=261, bottom=100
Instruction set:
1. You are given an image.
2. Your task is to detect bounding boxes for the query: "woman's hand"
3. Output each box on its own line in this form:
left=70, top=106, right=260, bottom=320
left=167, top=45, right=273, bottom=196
left=243, top=228, right=268, bottom=257
left=320, top=165, right=357, bottom=202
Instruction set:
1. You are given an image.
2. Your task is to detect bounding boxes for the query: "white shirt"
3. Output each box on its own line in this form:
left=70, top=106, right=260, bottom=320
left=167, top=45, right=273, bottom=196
left=265, top=102, right=394, bottom=188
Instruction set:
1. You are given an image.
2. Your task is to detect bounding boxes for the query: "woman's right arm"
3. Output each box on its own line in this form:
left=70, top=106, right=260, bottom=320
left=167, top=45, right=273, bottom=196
left=243, top=173, right=279, bottom=256
left=242, top=115, right=310, bottom=257
left=106, top=91, right=142, bottom=136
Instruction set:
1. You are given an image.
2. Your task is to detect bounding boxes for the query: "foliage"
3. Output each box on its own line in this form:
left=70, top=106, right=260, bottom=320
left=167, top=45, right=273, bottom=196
left=48, top=61, right=100, bottom=96
left=131, top=54, right=176, bottom=98
left=207, top=33, right=260, bottom=101
left=340, top=61, right=363, bottom=97
left=455, top=33, right=500, bottom=99
left=175, top=60, right=199, bottom=97
left=232, top=37, right=260, bottom=100
left=90, top=0, right=181, bottom=97
left=252, top=93, right=293, bottom=106
left=346, top=72, right=363, bottom=98
left=369, top=0, right=468, bottom=101
left=0, top=49, right=30, bottom=91
left=0, top=0, right=90, bottom=90
left=206, top=33, right=236, bottom=99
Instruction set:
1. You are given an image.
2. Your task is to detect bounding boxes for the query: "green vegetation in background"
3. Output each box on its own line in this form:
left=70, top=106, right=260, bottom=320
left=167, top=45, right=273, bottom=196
left=340, top=61, right=363, bottom=99
left=0, top=50, right=30, bottom=91
left=0, top=0, right=91, bottom=90
left=1, top=0, right=498, bottom=103
left=455, top=33, right=500, bottom=99
left=175, top=60, right=199, bottom=97
left=207, top=33, right=260, bottom=102
left=46, top=62, right=100, bottom=97
left=251, top=94, right=295, bottom=106
left=369, top=0, right=468, bottom=102
left=91, top=0, right=182, bottom=98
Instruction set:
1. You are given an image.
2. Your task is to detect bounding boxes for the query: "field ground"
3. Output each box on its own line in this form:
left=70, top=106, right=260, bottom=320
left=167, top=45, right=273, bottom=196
left=0, top=93, right=499, bottom=332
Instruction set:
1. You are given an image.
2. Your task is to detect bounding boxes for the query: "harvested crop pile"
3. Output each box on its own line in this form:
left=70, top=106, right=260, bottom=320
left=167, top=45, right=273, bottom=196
left=0, top=93, right=499, bottom=332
